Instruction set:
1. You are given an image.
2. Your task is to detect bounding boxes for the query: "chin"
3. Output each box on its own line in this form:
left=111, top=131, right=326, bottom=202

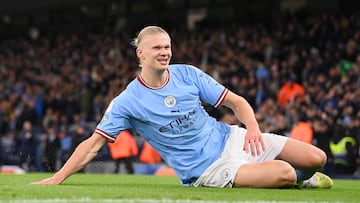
left=159, top=64, right=169, bottom=69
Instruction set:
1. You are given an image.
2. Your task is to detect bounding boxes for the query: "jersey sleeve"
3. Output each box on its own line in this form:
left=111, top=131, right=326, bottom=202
left=95, top=96, right=132, bottom=142
left=187, top=65, right=228, bottom=108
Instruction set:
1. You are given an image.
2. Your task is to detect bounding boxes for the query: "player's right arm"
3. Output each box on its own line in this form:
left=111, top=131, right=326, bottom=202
left=31, top=132, right=107, bottom=185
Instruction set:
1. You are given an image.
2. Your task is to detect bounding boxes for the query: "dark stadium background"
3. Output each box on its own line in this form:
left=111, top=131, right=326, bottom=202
left=1, top=0, right=359, bottom=37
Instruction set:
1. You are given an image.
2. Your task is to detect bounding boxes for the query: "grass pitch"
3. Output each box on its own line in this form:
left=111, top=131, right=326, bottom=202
left=0, top=173, right=359, bottom=202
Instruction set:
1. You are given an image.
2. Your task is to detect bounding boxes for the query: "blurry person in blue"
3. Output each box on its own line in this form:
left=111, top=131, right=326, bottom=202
left=32, top=26, right=333, bottom=189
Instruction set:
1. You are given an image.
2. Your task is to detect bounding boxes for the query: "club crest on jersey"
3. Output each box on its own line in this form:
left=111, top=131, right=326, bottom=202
left=164, top=96, right=176, bottom=108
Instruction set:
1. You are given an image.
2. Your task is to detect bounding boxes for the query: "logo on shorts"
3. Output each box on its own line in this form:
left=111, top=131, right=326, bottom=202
left=221, top=168, right=231, bottom=181
left=164, top=96, right=176, bottom=108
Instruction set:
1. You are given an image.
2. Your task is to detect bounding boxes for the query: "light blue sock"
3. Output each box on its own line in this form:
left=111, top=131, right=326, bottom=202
left=296, top=169, right=317, bottom=182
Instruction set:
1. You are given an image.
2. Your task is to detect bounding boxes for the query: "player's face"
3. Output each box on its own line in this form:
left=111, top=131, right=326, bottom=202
left=137, top=33, right=172, bottom=71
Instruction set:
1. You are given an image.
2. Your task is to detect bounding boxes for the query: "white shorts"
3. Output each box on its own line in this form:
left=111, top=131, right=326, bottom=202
left=192, top=125, right=288, bottom=188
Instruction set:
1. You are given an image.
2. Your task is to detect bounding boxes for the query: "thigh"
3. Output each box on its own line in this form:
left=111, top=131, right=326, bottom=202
left=234, top=160, right=296, bottom=188
left=278, top=138, right=327, bottom=169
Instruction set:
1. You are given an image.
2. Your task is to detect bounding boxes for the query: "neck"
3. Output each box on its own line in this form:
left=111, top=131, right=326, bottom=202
left=140, top=69, right=169, bottom=88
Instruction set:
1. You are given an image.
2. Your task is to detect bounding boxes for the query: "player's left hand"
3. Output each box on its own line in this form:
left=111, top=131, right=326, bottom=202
left=243, top=127, right=266, bottom=156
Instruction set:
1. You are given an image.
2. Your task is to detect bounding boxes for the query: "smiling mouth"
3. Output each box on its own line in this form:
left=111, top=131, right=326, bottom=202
left=158, top=59, right=169, bottom=65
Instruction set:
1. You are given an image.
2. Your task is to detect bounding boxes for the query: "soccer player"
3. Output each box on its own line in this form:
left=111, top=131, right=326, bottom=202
left=32, top=26, right=333, bottom=189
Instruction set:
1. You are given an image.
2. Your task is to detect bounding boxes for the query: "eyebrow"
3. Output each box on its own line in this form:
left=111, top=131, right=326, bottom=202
left=152, top=44, right=171, bottom=48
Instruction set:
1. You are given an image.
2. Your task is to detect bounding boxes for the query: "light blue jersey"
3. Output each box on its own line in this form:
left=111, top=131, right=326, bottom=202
left=96, top=64, right=231, bottom=185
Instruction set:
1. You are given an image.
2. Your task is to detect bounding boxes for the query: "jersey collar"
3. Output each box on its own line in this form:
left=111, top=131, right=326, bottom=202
left=137, top=68, right=170, bottom=90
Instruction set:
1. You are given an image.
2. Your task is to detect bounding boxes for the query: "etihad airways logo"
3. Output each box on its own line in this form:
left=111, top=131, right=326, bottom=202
left=159, top=108, right=197, bottom=133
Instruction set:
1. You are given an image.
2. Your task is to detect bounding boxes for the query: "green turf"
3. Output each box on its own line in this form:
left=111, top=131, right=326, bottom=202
left=0, top=173, right=359, bottom=202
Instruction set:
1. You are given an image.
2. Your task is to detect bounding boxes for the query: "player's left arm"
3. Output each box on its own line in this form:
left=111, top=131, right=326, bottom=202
left=221, top=90, right=266, bottom=156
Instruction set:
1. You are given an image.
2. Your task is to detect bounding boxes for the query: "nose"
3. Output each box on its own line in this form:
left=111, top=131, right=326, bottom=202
left=159, top=48, right=169, bottom=55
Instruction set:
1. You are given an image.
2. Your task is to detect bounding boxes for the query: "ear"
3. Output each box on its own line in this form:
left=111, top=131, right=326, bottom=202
left=136, top=48, right=142, bottom=59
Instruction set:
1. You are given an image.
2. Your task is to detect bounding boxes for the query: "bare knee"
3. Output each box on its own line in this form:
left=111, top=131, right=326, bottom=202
left=274, top=160, right=297, bottom=187
left=308, top=148, right=327, bottom=168
left=279, top=139, right=328, bottom=169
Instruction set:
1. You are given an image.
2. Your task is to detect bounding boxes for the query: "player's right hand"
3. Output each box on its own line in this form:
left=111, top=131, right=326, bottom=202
left=30, top=176, right=63, bottom=185
left=243, top=126, right=266, bottom=156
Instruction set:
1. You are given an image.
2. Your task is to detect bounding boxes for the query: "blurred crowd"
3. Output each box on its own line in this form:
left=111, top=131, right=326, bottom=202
left=0, top=10, right=359, bottom=178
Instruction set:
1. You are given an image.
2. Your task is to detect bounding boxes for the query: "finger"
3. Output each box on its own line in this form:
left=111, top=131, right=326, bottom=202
left=30, top=181, right=45, bottom=185
left=250, top=140, right=256, bottom=156
left=259, top=136, right=266, bottom=152
left=243, top=137, right=250, bottom=152
left=31, top=178, right=53, bottom=185
left=255, top=140, right=262, bottom=156
left=243, top=141, right=249, bottom=153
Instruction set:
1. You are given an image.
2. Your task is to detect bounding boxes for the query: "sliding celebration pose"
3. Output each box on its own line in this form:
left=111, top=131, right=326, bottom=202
left=32, top=26, right=333, bottom=189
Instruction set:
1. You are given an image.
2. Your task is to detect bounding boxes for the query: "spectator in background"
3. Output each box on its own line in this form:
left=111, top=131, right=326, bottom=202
left=277, top=74, right=305, bottom=108
left=59, top=131, right=72, bottom=167
left=290, top=115, right=314, bottom=144
left=108, top=130, right=138, bottom=174
left=59, top=123, right=90, bottom=172
left=16, top=88, right=40, bottom=130
left=255, top=97, right=287, bottom=134
left=255, top=62, right=270, bottom=86
left=136, top=141, right=165, bottom=175
left=329, top=117, right=358, bottom=176
left=0, top=132, right=19, bottom=166
left=17, top=120, right=41, bottom=171
left=78, top=84, right=93, bottom=121
left=139, top=142, right=162, bottom=165
left=42, top=124, right=61, bottom=172
left=355, top=112, right=360, bottom=177
left=70, top=123, right=89, bottom=154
